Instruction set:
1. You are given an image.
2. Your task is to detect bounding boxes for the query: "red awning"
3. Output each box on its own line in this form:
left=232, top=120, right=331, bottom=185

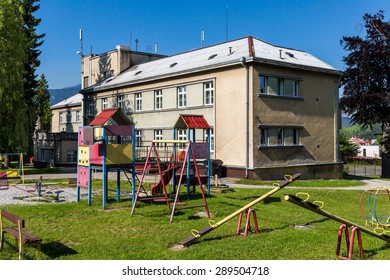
left=89, top=108, right=132, bottom=126
left=175, top=114, right=211, bottom=129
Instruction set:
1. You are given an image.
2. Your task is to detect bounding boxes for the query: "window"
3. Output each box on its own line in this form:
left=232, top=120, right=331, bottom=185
left=155, top=90, right=162, bottom=110
left=66, top=111, right=72, bottom=123
left=67, top=150, right=77, bottom=163
left=135, top=130, right=142, bottom=147
left=178, top=129, right=187, bottom=150
left=87, top=100, right=95, bottom=116
left=205, top=129, right=215, bottom=152
left=154, top=130, right=163, bottom=147
left=102, top=98, right=108, bottom=110
left=135, top=93, right=142, bottom=111
left=59, top=112, right=64, bottom=123
left=83, top=76, right=89, bottom=88
left=76, top=111, right=81, bottom=122
left=260, top=76, right=299, bottom=97
left=204, top=82, right=214, bottom=105
left=177, top=86, right=186, bottom=108
left=260, top=127, right=300, bottom=147
left=117, top=95, right=125, bottom=109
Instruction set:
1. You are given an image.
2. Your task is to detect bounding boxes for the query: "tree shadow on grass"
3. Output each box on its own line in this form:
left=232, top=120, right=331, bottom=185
left=41, top=242, right=78, bottom=259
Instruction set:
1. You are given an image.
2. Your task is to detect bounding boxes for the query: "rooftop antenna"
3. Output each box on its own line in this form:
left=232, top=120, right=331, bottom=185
left=154, top=43, right=158, bottom=54
left=135, top=39, right=139, bottom=51
left=201, top=30, right=205, bottom=48
left=79, top=28, right=84, bottom=56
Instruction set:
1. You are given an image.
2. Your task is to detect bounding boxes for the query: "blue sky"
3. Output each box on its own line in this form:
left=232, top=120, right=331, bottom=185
left=36, top=0, right=390, bottom=89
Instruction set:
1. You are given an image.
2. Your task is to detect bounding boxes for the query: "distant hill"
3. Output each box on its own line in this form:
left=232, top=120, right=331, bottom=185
left=342, top=116, right=352, bottom=127
left=49, top=84, right=81, bottom=105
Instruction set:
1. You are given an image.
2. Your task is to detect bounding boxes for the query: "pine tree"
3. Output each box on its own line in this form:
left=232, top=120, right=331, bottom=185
left=36, top=74, right=52, bottom=132
left=21, top=0, right=45, bottom=155
left=340, top=11, right=390, bottom=177
left=0, top=0, right=28, bottom=166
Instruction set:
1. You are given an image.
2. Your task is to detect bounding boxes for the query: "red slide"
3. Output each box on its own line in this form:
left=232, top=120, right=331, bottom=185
left=151, top=163, right=177, bottom=195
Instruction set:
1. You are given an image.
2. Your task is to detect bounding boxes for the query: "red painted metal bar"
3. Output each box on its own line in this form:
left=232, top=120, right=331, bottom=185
left=336, top=224, right=364, bottom=260
left=236, top=208, right=259, bottom=236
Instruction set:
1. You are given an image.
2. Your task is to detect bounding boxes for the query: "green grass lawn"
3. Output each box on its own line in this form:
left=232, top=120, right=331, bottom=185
left=0, top=181, right=389, bottom=260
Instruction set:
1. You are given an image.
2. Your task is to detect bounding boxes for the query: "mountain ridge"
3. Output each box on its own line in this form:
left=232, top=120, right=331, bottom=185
left=49, top=84, right=81, bottom=105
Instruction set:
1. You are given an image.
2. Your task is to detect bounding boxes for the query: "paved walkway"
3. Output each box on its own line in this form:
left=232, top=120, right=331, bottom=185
left=22, top=168, right=390, bottom=191
left=2, top=168, right=389, bottom=207
left=222, top=177, right=390, bottom=191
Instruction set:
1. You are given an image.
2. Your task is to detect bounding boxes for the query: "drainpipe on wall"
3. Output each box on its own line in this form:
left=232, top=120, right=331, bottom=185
left=240, top=56, right=249, bottom=178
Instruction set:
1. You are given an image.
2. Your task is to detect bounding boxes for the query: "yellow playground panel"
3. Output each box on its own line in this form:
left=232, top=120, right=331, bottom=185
left=106, top=144, right=133, bottom=164
left=78, top=146, right=90, bottom=166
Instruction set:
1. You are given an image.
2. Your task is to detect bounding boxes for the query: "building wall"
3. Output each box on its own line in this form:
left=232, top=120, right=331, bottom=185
left=251, top=65, right=340, bottom=170
left=51, top=106, right=83, bottom=133
left=358, top=145, right=380, bottom=158
left=83, top=62, right=341, bottom=179
left=81, top=46, right=166, bottom=89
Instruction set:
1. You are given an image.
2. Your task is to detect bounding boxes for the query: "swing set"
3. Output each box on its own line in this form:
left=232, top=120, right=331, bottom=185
left=131, top=140, right=211, bottom=223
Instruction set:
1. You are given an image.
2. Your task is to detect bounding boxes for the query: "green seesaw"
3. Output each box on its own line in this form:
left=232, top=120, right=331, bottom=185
left=178, top=173, right=301, bottom=246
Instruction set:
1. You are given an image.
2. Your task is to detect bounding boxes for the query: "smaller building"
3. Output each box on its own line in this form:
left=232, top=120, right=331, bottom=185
left=350, top=137, right=380, bottom=159
left=33, top=93, right=83, bottom=166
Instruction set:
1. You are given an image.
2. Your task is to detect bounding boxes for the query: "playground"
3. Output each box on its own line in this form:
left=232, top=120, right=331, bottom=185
left=0, top=111, right=388, bottom=260
left=0, top=175, right=389, bottom=260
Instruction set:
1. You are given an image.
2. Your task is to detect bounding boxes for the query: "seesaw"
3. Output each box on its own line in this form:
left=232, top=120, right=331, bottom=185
left=177, top=173, right=301, bottom=246
left=283, top=194, right=390, bottom=243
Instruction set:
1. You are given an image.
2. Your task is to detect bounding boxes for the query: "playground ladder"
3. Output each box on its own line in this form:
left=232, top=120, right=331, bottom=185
left=336, top=224, right=363, bottom=260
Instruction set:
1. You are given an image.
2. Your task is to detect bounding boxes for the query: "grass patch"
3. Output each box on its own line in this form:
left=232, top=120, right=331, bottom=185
left=0, top=186, right=388, bottom=260
left=235, top=178, right=366, bottom=187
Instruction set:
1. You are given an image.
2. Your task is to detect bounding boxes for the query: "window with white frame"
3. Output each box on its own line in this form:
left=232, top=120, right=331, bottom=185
left=204, top=81, right=214, bottom=105
left=154, top=130, right=163, bottom=141
left=102, top=98, right=108, bottom=110
left=154, top=130, right=163, bottom=147
left=59, top=112, right=64, bottom=123
left=76, top=111, right=80, bottom=122
left=87, top=100, right=95, bottom=116
left=177, top=129, right=187, bottom=150
left=260, top=75, right=299, bottom=97
left=135, top=130, right=142, bottom=147
left=177, top=86, right=187, bottom=108
left=154, top=90, right=162, bottom=110
left=205, top=129, right=215, bottom=152
left=260, top=127, right=300, bottom=147
left=135, top=93, right=142, bottom=111
left=117, top=95, right=125, bottom=109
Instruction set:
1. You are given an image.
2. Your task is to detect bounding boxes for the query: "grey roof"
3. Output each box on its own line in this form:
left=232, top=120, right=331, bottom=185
left=85, top=36, right=341, bottom=92
left=51, top=93, right=82, bottom=109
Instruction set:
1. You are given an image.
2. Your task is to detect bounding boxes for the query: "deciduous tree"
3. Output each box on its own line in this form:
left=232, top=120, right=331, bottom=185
left=340, top=11, right=390, bottom=177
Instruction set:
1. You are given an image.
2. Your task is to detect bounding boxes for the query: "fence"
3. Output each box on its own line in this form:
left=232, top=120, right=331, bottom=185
left=344, top=163, right=382, bottom=177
